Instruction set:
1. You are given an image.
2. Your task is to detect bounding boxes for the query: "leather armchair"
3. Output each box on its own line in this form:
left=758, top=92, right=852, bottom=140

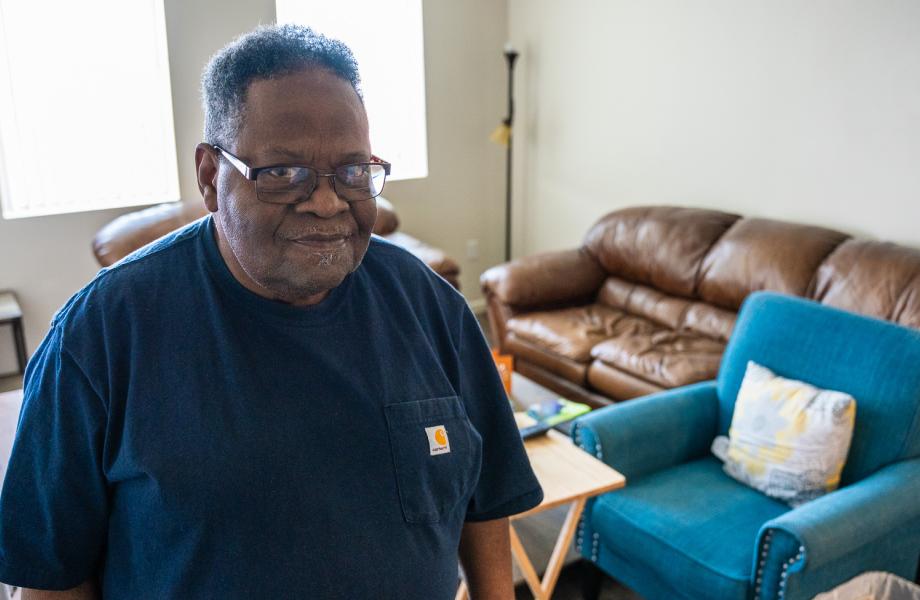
left=572, top=292, right=920, bottom=600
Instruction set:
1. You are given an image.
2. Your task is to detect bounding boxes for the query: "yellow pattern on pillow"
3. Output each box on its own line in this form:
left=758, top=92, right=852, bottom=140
left=711, top=361, right=856, bottom=506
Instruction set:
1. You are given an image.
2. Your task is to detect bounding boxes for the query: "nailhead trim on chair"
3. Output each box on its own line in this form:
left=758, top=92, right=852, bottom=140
left=572, top=422, right=583, bottom=448
left=572, top=422, right=589, bottom=555
left=754, top=530, right=772, bottom=598
left=571, top=422, right=603, bottom=561
left=776, top=547, right=805, bottom=599
left=586, top=428, right=602, bottom=560
left=572, top=422, right=585, bottom=554
left=755, top=531, right=805, bottom=600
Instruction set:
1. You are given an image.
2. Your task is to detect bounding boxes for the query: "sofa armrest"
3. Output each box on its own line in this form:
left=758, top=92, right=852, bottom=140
left=480, top=248, right=605, bottom=309
left=754, top=458, right=920, bottom=599
left=570, top=381, right=719, bottom=479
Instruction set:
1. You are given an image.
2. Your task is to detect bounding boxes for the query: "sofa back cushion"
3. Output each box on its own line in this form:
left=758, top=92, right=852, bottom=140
left=584, top=206, right=740, bottom=298
left=810, top=239, right=920, bottom=329
left=697, top=219, right=849, bottom=310
left=596, top=276, right=737, bottom=342
left=682, top=303, right=736, bottom=342
left=718, top=292, right=920, bottom=485
left=596, top=277, right=690, bottom=330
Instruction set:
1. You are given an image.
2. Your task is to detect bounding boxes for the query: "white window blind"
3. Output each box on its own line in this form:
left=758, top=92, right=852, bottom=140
left=275, top=0, right=428, bottom=181
left=0, top=0, right=180, bottom=219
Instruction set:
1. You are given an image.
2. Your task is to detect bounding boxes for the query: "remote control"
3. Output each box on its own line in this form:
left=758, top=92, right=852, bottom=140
left=519, top=421, right=554, bottom=440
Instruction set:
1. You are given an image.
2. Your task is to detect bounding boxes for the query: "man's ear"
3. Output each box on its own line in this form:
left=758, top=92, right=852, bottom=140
left=195, top=143, right=219, bottom=213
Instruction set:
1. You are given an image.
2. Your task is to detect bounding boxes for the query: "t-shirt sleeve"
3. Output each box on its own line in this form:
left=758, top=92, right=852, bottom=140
left=457, top=308, right=543, bottom=522
left=0, top=324, right=109, bottom=590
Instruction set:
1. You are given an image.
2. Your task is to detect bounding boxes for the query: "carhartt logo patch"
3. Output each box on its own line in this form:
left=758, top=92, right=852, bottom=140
left=425, top=425, right=450, bottom=455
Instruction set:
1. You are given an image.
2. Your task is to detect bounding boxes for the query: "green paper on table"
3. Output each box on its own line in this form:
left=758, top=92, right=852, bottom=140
left=526, top=398, right=591, bottom=426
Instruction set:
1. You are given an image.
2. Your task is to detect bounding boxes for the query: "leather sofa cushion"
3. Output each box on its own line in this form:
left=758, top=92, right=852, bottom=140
left=587, top=361, right=664, bottom=401
left=504, top=332, right=589, bottom=385
left=591, top=327, right=725, bottom=388
left=596, top=277, right=690, bottom=330
left=596, top=277, right=737, bottom=342
left=682, top=302, right=737, bottom=342
left=584, top=206, right=740, bottom=298
left=505, top=304, right=652, bottom=363
left=810, top=239, right=920, bottom=328
left=697, top=218, right=849, bottom=310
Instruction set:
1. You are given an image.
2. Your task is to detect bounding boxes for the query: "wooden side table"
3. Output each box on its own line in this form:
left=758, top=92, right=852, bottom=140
left=0, top=292, right=26, bottom=377
left=456, top=414, right=626, bottom=600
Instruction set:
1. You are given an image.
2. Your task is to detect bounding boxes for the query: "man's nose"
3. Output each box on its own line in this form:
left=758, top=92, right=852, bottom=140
left=293, top=175, right=349, bottom=217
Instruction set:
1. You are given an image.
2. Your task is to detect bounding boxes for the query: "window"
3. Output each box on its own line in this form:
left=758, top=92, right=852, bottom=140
left=276, top=0, right=428, bottom=181
left=0, top=0, right=179, bottom=219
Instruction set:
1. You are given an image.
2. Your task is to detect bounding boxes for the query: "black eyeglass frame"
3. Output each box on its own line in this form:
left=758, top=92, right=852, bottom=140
left=210, top=144, right=391, bottom=204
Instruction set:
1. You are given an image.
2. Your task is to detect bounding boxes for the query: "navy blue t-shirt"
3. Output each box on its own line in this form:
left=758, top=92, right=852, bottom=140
left=0, top=216, right=542, bottom=598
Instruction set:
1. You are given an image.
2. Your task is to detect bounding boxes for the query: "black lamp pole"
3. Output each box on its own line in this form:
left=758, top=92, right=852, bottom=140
left=503, top=44, right=518, bottom=262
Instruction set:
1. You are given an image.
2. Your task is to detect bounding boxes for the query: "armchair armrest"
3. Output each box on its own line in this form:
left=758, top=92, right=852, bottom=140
left=92, top=201, right=207, bottom=267
left=373, top=196, right=400, bottom=236
left=754, top=458, right=920, bottom=599
left=480, top=248, right=605, bottom=309
left=570, top=381, right=719, bottom=479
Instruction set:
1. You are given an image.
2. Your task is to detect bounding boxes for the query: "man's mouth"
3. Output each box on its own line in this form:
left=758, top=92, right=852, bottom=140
left=289, top=233, right=350, bottom=249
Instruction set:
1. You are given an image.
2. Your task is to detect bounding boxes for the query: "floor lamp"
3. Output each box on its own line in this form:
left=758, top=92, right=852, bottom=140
left=491, top=43, right=519, bottom=262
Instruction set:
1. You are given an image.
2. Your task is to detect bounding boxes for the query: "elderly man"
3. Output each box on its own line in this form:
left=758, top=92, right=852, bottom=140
left=0, top=25, right=541, bottom=599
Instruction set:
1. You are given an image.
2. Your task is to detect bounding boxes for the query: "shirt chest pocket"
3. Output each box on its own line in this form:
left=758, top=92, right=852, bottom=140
left=384, top=396, right=483, bottom=524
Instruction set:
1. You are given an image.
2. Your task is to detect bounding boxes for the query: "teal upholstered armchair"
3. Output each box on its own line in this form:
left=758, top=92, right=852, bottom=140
left=572, top=292, right=920, bottom=600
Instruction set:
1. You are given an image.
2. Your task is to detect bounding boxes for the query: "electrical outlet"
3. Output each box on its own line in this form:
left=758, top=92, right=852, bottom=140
left=466, top=239, right=479, bottom=260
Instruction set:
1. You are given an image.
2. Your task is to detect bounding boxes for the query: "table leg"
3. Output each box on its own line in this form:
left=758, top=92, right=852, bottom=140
left=456, top=498, right=587, bottom=600
left=510, top=524, right=545, bottom=598
left=511, top=497, right=587, bottom=600
left=540, top=497, right=587, bottom=597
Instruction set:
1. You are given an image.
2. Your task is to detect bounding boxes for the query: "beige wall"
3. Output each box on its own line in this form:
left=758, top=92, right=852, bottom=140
left=508, top=0, right=920, bottom=257
left=0, top=0, right=508, bottom=370
left=381, top=0, right=509, bottom=297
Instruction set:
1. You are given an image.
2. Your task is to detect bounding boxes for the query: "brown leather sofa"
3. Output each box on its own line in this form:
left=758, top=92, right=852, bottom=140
left=92, top=197, right=461, bottom=289
left=481, top=206, right=920, bottom=408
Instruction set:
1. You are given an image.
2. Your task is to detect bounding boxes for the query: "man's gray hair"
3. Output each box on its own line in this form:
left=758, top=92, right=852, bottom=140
left=201, top=24, right=362, bottom=146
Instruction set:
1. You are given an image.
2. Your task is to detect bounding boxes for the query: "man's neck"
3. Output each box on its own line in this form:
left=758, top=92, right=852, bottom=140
left=211, top=221, right=330, bottom=307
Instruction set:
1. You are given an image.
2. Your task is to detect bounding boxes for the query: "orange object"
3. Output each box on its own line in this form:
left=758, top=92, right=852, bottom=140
left=491, top=349, right=514, bottom=394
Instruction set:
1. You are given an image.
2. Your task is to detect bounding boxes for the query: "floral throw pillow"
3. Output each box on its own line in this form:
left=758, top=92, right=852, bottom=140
left=711, top=361, right=856, bottom=506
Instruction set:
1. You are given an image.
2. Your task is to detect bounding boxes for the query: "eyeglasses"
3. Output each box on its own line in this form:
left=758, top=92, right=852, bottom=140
left=212, top=144, right=391, bottom=204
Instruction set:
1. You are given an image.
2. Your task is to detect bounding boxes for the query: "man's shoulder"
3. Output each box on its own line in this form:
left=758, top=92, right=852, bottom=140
left=107, top=216, right=206, bottom=272
left=52, top=218, right=206, bottom=329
